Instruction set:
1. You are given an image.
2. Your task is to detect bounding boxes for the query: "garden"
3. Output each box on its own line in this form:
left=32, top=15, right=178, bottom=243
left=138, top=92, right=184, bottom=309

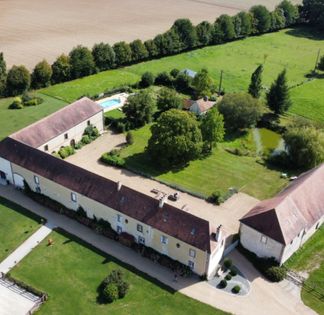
left=0, top=197, right=43, bottom=262
left=10, top=230, right=228, bottom=315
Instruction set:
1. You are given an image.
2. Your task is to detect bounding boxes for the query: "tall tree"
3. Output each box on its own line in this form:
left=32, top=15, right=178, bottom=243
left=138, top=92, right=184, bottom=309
left=196, top=21, right=213, bottom=46
left=171, top=19, right=198, bottom=50
left=130, top=39, right=149, bottom=62
left=250, top=5, right=271, bottom=33
left=277, top=0, right=299, bottom=26
left=218, top=93, right=263, bottom=131
left=284, top=126, right=324, bottom=169
left=270, top=8, right=286, bottom=30
left=31, top=59, right=52, bottom=89
left=6, top=65, right=31, bottom=96
left=92, top=43, right=115, bottom=71
left=200, top=108, right=225, bottom=151
left=122, top=90, right=156, bottom=128
left=157, top=87, right=183, bottom=112
left=267, top=69, right=291, bottom=114
left=192, top=68, right=214, bottom=98
left=69, top=45, right=96, bottom=79
left=148, top=109, right=203, bottom=167
left=51, top=54, right=71, bottom=84
left=0, top=53, right=7, bottom=96
left=234, top=12, right=253, bottom=37
left=318, top=55, right=324, bottom=71
left=113, top=42, right=132, bottom=66
left=302, top=0, right=324, bottom=30
left=217, top=15, right=236, bottom=41
left=144, top=39, right=159, bottom=58
left=248, top=64, right=263, bottom=98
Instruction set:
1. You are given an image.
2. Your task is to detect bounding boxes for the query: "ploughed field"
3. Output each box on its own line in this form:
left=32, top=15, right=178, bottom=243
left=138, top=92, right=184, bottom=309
left=11, top=230, right=228, bottom=315
left=0, top=0, right=300, bottom=68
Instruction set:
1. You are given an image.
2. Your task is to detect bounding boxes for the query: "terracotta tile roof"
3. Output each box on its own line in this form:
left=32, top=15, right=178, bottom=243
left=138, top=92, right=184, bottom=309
left=193, top=99, right=216, bottom=113
left=10, top=97, right=102, bottom=148
left=0, top=137, right=214, bottom=253
left=240, top=164, right=324, bottom=244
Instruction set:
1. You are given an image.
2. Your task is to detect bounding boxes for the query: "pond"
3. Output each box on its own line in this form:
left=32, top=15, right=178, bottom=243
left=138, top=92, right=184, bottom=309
left=252, top=128, right=285, bottom=156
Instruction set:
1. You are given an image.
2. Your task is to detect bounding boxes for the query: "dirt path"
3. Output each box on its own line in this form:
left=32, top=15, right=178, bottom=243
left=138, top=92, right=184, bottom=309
left=0, top=0, right=300, bottom=68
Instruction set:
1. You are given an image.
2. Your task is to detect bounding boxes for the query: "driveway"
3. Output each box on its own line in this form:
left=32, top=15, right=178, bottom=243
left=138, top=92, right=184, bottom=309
left=67, top=131, right=260, bottom=238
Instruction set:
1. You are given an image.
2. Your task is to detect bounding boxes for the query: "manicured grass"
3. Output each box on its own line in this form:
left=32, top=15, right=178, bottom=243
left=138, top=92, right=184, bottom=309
left=0, top=93, right=67, bottom=140
left=104, top=109, right=126, bottom=120
left=40, top=27, right=324, bottom=122
left=11, top=230, right=228, bottom=315
left=118, top=125, right=288, bottom=200
left=0, top=197, right=43, bottom=262
left=285, top=226, right=324, bottom=315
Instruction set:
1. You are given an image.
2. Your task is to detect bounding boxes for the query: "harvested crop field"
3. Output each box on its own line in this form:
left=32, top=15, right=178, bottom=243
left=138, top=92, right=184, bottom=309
left=0, top=0, right=300, bottom=68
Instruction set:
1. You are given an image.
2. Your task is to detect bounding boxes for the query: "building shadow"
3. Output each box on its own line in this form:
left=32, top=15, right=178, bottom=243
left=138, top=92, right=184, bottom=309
left=285, top=27, right=324, bottom=41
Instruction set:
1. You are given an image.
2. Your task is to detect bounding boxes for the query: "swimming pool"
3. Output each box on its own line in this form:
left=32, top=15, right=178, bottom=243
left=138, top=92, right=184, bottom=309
left=100, top=98, right=121, bottom=109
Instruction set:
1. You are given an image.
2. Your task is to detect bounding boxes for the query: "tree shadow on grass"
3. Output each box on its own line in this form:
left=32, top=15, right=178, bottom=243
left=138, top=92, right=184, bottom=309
left=285, top=27, right=324, bottom=41
left=0, top=196, right=44, bottom=224
left=54, top=227, right=177, bottom=300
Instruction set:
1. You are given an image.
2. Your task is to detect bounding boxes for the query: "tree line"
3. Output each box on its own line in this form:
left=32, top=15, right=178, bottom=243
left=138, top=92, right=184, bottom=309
left=0, top=0, right=323, bottom=97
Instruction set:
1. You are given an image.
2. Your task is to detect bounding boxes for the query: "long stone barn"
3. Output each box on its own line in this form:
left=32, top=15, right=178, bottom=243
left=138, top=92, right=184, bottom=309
left=0, top=97, right=225, bottom=279
left=240, top=164, right=324, bottom=265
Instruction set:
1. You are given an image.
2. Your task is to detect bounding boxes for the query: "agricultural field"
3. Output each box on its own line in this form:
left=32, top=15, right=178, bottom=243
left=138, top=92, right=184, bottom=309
left=41, top=27, right=324, bottom=123
left=11, top=230, right=227, bottom=315
left=117, top=125, right=288, bottom=200
left=285, top=227, right=324, bottom=315
left=0, top=197, right=42, bottom=262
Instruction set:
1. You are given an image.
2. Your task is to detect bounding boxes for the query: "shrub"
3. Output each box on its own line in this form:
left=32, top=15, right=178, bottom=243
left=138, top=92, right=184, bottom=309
left=265, top=266, right=287, bottom=282
left=207, top=191, right=224, bottom=205
left=103, top=283, right=119, bottom=303
left=84, top=125, right=99, bottom=140
left=155, top=71, right=173, bottom=86
left=219, top=279, right=227, bottom=288
left=230, top=268, right=237, bottom=277
left=126, top=131, right=134, bottom=145
left=170, top=68, right=180, bottom=78
left=8, top=97, right=23, bottom=109
left=116, top=121, right=126, bottom=133
left=101, top=150, right=125, bottom=167
left=139, top=71, right=155, bottom=88
left=81, top=135, right=91, bottom=145
left=74, top=142, right=83, bottom=150
left=58, top=146, right=75, bottom=159
left=225, top=274, right=232, bottom=281
left=232, top=285, right=241, bottom=294
left=223, top=258, right=232, bottom=269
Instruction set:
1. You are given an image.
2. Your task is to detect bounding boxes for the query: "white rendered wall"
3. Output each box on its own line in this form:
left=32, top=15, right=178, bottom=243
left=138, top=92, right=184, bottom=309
left=0, top=157, right=13, bottom=184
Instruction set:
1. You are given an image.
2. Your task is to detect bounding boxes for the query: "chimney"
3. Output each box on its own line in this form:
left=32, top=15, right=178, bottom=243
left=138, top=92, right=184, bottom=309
left=215, top=225, right=222, bottom=242
left=203, top=96, right=208, bottom=102
left=159, top=195, right=167, bottom=208
left=117, top=181, right=122, bottom=191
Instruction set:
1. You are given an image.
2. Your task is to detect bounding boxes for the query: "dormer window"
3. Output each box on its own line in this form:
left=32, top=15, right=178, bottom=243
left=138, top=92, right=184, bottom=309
left=161, top=235, right=168, bottom=244
left=71, top=192, right=77, bottom=202
left=189, top=249, right=196, bottom=258
left=260, top=235, right=267, bottom=244
left=44, top=145, right=49, bottom=151
left=34, top=175, right=39, bottom=185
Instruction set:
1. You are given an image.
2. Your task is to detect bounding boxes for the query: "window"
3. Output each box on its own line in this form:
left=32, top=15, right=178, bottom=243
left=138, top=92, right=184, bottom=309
left=176, top=243, right=181, bottom=248
left=87, top=120, right=91, bottom=126
left=64, top=133, right=68, bottom=140
left=36, top=186, right=41, bottom=194
left=188, top=260, right=195, bottom=270
left=138, top=236, right=145, bottom=245
left=189, top=249, right=196, bottom=258
left=71, top=192, right=77, bottom=202
left=161, top=235, right=168, bottom=244
left=261, top=235, right=267, bottom=244
left=137, top=224, right=143, bottom=233
left=34, top=175, right=39, bottom=185
left=117, top=226, right=122, bottom=234
left=316, top=222, right=320, bottom=229
left=44, top=145, right=49, bottom=151
left=117, top=214, right=122, bottom=223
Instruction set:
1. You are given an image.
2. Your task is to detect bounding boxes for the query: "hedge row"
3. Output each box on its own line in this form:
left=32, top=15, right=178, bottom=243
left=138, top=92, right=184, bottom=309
left=0, top=1, right=302, bottom=96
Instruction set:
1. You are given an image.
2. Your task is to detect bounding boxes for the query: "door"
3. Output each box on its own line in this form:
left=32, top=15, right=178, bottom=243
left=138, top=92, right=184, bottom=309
left=0, top=171, right=6, bottom=179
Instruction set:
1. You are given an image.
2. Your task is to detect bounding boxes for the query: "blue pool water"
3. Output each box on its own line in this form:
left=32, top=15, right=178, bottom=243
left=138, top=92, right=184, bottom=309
left=100, top=98, right=121, bottom=109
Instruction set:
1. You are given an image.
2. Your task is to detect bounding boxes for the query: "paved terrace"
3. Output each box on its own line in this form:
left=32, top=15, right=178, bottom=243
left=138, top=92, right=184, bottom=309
left=0, top=185, right=316, bottom=315
left=66, top=131, right=260, bottom=239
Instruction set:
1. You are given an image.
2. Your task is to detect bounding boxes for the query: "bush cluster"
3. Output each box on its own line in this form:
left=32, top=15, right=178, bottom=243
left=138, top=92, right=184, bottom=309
left=219, top=279, right=227, bottom=288
left=101, top=150, right=125, bottom=167
left=58, top=145, right=75, bottom=159
left=100, top=270, right=129, bottom=303
left=8, top=94, right=43, bottom=110
left=207, top=187, right=238, bottom=205
left=0, top=0, right=303, bottom=97
left=232, top=285, right=241, bottom=294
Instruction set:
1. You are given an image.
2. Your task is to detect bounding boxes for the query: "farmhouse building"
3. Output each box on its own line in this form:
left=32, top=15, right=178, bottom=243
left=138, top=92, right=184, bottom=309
left=183, top=98, right=216, bottom=115
left=240, top=164, right=324, bottom=265
left=0, top=98, right=225, bottom=279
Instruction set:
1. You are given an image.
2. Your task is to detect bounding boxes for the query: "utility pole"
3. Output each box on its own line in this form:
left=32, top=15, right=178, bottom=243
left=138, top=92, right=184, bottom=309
left=314, top=49, right=321, bottom=72
left=218, top=70, right=223, bottom=95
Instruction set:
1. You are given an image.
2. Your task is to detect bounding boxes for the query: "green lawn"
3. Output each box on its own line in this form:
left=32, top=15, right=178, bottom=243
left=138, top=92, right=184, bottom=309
left=118, top=125, right=288, bottom=200
left=0, top=94, right=67, bottom=140
left=0, top=197, right=43, bottom=262
left=285, top=226, right=324, bottom=315
left=40, top=27, right=324, bottom=122
left=11, top=230, right=228, bottom=315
